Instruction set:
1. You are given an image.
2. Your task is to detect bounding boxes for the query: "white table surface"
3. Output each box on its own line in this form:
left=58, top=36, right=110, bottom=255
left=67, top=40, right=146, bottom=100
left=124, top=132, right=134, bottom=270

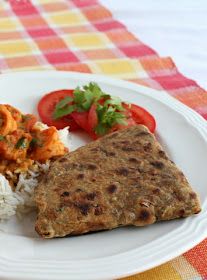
left=101, top=0, right=207, bottom=90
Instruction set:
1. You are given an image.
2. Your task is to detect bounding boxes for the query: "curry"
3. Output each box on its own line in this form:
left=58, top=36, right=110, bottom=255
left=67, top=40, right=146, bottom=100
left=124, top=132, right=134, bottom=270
left=0, top=104, right=67, bottom=174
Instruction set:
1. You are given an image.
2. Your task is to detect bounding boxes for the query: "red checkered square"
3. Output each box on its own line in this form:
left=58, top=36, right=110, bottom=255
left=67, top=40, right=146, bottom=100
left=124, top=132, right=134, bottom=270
left=27, top=27, right=56, bottom=38
left=120, top=44, right=156, bottom=58
left=9, top=0, right=39, bottom=16
left=45, top=51, right=79, bottom=64
left=94, top=20, right=124, bottom=31
left=153, top=73, right=197, bottom=90
left=72, top=0, right=98, bottom=8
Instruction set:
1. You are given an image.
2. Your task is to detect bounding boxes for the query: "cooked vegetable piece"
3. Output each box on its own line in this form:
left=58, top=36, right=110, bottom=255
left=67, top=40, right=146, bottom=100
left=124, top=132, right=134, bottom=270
left=0, top=105, right=17, bottom=136
left=5, top=104, right=22, bottom=122
left=0, top=130, right=32, bottom=160
left=30, top=127, right=67, bottom=161
left=21, top=114, right=37, bottom=131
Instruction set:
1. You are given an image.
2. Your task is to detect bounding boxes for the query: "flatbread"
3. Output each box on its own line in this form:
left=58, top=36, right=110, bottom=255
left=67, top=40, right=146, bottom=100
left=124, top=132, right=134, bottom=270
left=34, top=125, right=201, bottom=238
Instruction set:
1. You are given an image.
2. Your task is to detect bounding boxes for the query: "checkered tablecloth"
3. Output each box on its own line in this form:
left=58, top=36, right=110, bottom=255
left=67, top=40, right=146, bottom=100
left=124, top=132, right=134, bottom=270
left=0, top=0, right=207, bottom=279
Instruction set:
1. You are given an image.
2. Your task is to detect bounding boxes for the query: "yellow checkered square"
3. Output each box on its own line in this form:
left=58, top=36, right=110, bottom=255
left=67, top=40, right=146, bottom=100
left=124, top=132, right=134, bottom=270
left=0, top=41, right=35, bottom=57
left=92, top=59, right=147, bottom=79
left=66, top=33, right=111, bottom=50
left=50, top=11, right=86, bottom=26
left=0, top=18, right=20, bottom=31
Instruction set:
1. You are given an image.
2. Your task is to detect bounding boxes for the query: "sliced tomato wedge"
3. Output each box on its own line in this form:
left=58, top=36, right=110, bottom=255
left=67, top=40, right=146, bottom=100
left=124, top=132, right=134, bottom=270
left=87, top=103, right=137, bottom=137
left=87, top=104, right=98, bottom=139
left=111, top=118, right=136, bottom=131
left=110, top=107, right=136, bottom=132
left=71, top=110, right=98, bottom=139
left=126, top=103, right=156, bottom=133
left=70, top=111, right=89, bottom=131
left=37, top=89, right=79, bottom=131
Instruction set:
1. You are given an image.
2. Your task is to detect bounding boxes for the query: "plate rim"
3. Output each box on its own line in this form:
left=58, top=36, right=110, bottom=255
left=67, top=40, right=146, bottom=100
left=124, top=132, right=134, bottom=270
left=0, top=71, right=207, bottom=280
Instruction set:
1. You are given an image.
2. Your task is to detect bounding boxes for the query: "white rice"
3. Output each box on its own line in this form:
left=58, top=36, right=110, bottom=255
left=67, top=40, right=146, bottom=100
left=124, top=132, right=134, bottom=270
left=0, top=175, right=23, bottom=220
left=0, top=123, right=71, bottom=221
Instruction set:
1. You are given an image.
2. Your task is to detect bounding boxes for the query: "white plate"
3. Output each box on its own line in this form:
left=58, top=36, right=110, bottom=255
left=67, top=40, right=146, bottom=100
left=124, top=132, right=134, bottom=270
left=0, top=71, right=207, bottom=280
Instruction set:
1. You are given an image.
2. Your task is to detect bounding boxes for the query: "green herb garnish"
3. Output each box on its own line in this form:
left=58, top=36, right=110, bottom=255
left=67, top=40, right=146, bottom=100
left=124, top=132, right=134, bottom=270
left=30, top=138, right=43, bottom=148
left=53, top=82, right=128, bottom=136
left=103, top=96, right=125, bottom=111
left=15, top=137, right=27, bottom=149
left=95, top=103, right=127, bottom=135
left=53, top=82, right=108, bottom=119
left=53, top=104, right=76, bottom=119
left=29, top=138, right=38, bottom=148
left=55, top=96, right=73, bottom=110
left=0, top=135, right=5, bottom=141
left=73, top=83, right=109, bottom=112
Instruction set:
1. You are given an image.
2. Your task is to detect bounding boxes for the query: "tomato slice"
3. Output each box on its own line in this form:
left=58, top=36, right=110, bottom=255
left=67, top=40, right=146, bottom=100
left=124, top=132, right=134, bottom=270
left=108, top=104, right=135, bottom=133
left=71, top=110, right=98, bottom=139
left=37, top=89, right=79, bottom=131
left=70, top=111, right=89, bottom=131
left=87, top=104, right=98, bottom=139
left=127, top=103, right=156, bottom=133
left=87, top=103, right=137, bottom=137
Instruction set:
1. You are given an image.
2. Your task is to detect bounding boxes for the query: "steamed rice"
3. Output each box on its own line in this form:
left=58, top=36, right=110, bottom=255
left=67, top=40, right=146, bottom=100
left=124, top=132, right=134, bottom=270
left=0, top=174, right=23, bottom=220
left=0, top=124, right=71, bottom=221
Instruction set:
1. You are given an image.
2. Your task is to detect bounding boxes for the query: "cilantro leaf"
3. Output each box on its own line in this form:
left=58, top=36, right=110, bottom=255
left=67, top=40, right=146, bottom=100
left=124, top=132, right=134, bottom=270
left=29, top=138, right=38, bottom=148
left=73, top=87, right=85, bottom=105
left=95, top=123, right=108, bottom=136
left=53, top=82, right=109, bottom=119
left=73, top=82, right=107, bottom=112
left=95, top=103, right=127, bottom=135
left=53, top=104, right=76, bottom=119
left=83, top=83, right=103, bottom=99
left=73, top=88, right=94, bottom=112
left=53, top=95, right=74, bottom=119
left=104, top=96, right=125, bottom=111
left=15, top=137, right=27, bottom=149
left=0, top=135, right=5, bottom=141
left=55, top=96, right=73, bottom=110
left=30, top=138, right=43, bottom=148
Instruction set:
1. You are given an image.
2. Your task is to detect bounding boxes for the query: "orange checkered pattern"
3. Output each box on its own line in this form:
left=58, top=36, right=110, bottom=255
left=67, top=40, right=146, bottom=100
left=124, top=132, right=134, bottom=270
left=0, top=0, right=207, bottom=279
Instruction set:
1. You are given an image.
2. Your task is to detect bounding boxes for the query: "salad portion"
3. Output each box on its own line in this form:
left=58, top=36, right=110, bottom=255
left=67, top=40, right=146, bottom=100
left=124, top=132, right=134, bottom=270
left=38, top=82, right=156, bottom=139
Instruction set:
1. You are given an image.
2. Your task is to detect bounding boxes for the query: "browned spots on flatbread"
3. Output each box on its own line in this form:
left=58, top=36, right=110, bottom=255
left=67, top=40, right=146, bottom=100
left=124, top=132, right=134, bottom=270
left=115, top=167, right=129, bottom=176
left=107, top=184, right=117, bottom=194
